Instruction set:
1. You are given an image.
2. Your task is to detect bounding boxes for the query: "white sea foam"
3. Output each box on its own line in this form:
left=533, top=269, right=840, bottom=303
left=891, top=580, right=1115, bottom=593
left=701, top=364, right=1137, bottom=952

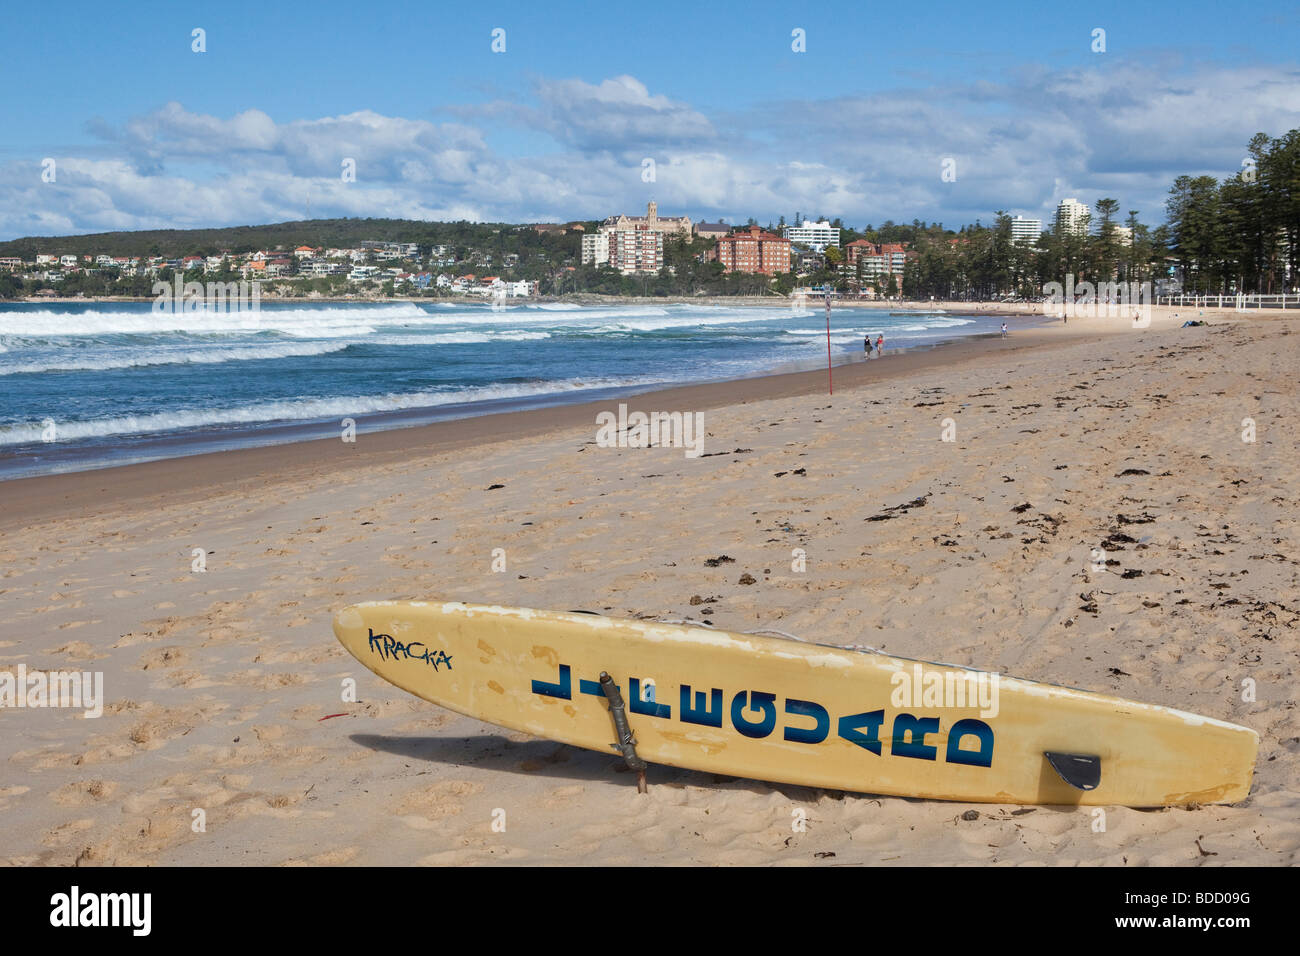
left=917, top=317, right=974, bottom=327
left=0, top=376, right=663, bottom=446
left=365, top=330, right=552, bottom=346
left=0, top=328, right=558, bottom=376
left=0, top=341, right=351, bottom=376
left=0, top=303, right=812, bottom=343
left=0, top=305, right=430, bottom=338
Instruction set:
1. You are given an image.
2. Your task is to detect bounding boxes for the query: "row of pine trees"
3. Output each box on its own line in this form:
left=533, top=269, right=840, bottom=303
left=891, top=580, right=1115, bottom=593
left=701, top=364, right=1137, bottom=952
left=899, top=130, right=1300, bottom=300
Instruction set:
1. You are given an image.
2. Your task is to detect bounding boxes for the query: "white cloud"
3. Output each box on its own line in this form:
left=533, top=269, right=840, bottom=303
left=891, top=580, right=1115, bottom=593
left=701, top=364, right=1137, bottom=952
left=2, top=62, right=1297, bottom=240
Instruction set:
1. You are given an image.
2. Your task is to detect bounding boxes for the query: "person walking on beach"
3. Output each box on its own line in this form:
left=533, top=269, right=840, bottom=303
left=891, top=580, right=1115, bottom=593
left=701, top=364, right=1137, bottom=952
left=864, top=334, right=872, bottom=358
left=876, top=334, right=884, bottom=356
left=1001, top=321, right=1008, bottom=338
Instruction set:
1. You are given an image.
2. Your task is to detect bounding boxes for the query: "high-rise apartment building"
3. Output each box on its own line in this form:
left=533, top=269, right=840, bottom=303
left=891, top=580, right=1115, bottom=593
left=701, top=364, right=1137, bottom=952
left=1055, top=199, right=1089, bottom=237
left=708, top=226, right=791, bottom=275
left=782, top=219, right=840, bottom=252
left=606, top=227, right=663, bottom=274
left=581, top=232, right=609, bottom=266
left=1010, top=216, right=1042, bottom=244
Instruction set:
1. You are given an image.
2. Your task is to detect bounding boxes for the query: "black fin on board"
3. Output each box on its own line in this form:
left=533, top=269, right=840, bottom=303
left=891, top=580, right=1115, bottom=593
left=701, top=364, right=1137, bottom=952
left=1044, top=752, right=1102, bottom=791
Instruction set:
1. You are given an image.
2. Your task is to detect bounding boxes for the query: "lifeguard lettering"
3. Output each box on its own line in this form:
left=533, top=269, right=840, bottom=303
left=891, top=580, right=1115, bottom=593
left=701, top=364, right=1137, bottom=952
left=529, top=663, right=994, bottom=767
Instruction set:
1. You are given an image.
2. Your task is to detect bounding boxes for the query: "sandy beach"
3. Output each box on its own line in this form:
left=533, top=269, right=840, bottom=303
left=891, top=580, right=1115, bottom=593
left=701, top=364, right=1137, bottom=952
left=2, top=304, right=1297, bottom=866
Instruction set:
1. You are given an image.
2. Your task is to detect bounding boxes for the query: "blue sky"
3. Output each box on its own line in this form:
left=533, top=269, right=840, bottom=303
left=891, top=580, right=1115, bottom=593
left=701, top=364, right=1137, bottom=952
left=2, top=0, right=1298, bottom=239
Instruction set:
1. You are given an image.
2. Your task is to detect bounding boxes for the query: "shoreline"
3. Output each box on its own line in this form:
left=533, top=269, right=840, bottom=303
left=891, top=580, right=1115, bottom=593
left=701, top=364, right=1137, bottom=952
left=4, top=319, right=1083, bottom=529
left=0, top=301, right=1019, bottom=489
left=1, top=303, right=1278, bottom=527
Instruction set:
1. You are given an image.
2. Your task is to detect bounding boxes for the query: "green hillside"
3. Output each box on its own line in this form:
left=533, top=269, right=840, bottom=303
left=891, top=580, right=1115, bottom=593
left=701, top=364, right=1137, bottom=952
left=0, top=218, right=591, bottom=259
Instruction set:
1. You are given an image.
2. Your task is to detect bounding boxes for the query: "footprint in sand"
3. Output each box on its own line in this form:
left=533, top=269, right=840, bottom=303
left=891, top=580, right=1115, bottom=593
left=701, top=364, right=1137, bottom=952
left=53, top=640, right=106, bottom=660
left=41, top=818, right=97, bottom=848
left=138, top=646, right=185, bottom=670
left=394, top=779, right=484, bottom=820
left=543, top=784, right=585, bottom=808
left=51, top=779, right=119, bottom=807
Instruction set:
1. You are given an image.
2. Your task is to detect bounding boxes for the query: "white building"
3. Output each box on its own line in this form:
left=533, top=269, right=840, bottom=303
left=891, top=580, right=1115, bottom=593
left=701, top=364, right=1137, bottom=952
left=303, top=260, right=348, bottom=276
left=470, top=277, right=507, bottom=297
left=582, top=232, right=610, bottom=266
left=1055, top=198, right=1089, bottom=237
left=782, top=219, right=840, bottom=252
left=1009, top=216, right=1041, bottom=245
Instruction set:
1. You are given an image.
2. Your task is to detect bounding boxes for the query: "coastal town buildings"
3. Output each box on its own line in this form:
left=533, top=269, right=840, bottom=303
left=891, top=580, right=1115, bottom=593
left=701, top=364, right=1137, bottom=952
left=606, top=226, right=664, bottom=274
left=1010, top=216, right=1042, bottom=244
left=844, top=240, right=907, bottom=280
left=794, top=248, right=825, bottom=272
left=694, top=221, right=730, bottom=243
left=1055, top=199, right=1090, bottom=237
left=581, top=232, right=609, bottom=267
left=582, top=201, right=690, bottom=273
left=602, top=201, right=692, bottom=239
left=782, top=219, right=840, bottom=252
left=707, top=226, right=791, bottom=275
left=532, top=222, right=587, bottom=235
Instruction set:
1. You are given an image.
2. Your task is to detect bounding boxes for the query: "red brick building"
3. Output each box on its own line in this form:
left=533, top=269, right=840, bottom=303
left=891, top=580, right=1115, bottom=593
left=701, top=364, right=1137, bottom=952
left=709, top=226, right=791, bottom=275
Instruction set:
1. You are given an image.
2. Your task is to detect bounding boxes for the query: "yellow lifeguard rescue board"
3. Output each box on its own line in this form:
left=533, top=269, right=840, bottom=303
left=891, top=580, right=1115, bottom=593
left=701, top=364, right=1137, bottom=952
left=332, top=601, right=1257, bottom=807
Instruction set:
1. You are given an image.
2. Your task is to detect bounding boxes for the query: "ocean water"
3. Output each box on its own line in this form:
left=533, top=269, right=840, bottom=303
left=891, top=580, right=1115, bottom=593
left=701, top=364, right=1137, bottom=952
left=0, top=300, right=992, bottom=478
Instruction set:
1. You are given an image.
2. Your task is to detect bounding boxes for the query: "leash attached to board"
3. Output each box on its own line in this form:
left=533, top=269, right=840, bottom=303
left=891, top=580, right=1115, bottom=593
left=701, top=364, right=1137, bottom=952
left=599, top=672, right=648, bottom=793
